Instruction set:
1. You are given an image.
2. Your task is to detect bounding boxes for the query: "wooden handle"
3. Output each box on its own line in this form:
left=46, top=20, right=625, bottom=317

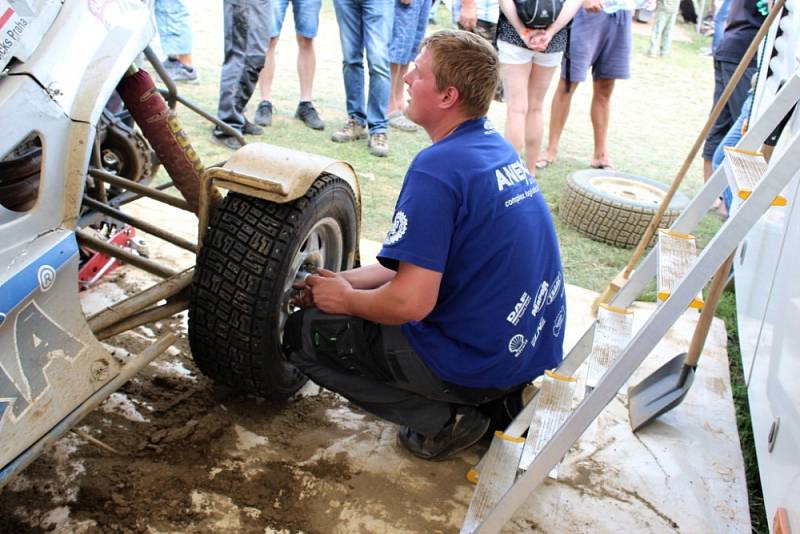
left=685, top=254, right=735, bottom=368
left=621, top=0, right=786, bottom=280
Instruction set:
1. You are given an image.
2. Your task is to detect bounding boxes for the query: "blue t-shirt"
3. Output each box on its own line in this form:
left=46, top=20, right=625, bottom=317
left=378, top=117, right=566, bottom=389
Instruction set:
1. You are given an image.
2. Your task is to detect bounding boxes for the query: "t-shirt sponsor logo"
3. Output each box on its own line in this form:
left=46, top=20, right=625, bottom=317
left=531, top=317, right=546, bottom=348
left=552, top=305, right=565, bottom=337
left=546, top=272, right=562, bottom=305
left=506, top=291, right=531, bottom=326
left=495, top=159, right=532, bottom=191
left=531, top=280, right=549, bottom=317
left=508, top=333, right=528, bottom=358
left=384, top=210, right=408, bottom=245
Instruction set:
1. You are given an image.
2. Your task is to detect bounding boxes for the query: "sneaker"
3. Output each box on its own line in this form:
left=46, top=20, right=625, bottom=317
left=397, top=406, right=490, bottom=461
left=295, top=101, right=325, bottom=130
left=254, top=100, right=273, bottom=127
left=171, top=63, right=198, bottom=83
left=368, top=132, right=389, bottom=157
left=388, top=111, right=418, bottom=132
left=161, top=57, right=182, bottom=76
left=242, top=120, right=263, bottom=136
left=331, top=118, right=367, bottom=143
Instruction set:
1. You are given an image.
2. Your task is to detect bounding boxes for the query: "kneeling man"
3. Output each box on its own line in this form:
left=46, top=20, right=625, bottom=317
left=285, top=30, right=566, bottom=461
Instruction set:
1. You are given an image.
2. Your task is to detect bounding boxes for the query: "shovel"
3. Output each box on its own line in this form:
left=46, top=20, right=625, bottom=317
left=628, top=253, right=735, bottom=432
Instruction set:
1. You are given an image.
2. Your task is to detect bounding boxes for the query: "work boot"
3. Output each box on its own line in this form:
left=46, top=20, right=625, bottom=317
left=254, top=100, right=273, bottom=127
left=368, top=132, right=389, bottom=157
left=242, top=120, right=263, bottom=136
left=295, top=101, right=325, bottom=130
left=212, top=133, right=243, bottom=150
left=331, top=118, right=367, bottom=143
left=397, top=406, right=490, bottom=461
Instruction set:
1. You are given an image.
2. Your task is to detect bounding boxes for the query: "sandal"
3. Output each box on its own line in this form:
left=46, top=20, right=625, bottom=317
left=535, top=158, right=553, bottom=170
left=388, top=111, right=418, bottom=132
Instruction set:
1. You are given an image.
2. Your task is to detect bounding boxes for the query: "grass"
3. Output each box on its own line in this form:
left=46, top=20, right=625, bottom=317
left=149, top=0, right=763, bottom=527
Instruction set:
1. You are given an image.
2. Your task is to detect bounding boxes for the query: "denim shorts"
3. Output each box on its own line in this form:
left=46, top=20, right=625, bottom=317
left=389, top=0, right=431, bottom=65
left=562, top=8, right=632, bottom=82
left=272, top=0, right=323, bottom=38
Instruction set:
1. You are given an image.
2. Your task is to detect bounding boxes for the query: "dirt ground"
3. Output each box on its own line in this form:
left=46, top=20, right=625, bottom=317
left=0, top=275, right=479, bottom=534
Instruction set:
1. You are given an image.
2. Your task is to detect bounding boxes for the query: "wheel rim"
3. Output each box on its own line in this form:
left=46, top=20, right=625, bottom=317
left=589, top=176, right=666, bottom=207
left=279, top=217, right=345, bottom=333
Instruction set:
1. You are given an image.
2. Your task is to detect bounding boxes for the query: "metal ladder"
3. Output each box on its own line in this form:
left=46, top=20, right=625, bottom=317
left=461, top=71, right=800, bottom=534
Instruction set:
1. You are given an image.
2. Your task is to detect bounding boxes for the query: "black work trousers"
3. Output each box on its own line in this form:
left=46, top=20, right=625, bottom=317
left=284, top=309, right=524, bottom=437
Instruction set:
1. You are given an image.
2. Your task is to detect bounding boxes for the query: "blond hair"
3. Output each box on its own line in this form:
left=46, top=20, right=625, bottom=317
left=420, top=30, right=499, bottom=119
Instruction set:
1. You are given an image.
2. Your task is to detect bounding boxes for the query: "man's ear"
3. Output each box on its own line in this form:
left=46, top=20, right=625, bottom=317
left=440, top=86, right=460, bottom=110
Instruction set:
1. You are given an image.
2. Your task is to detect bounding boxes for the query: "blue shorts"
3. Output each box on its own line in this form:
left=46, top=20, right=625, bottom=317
left=389, top=0, right=431, bottom=65
left=562, top=8, right=632, bottom=82
left=272, top=0, right=322, bottom=38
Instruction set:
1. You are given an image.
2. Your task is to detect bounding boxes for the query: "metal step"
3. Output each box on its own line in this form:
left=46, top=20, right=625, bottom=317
left=585, top=304, right=634, bottom=394
left=463, top=73, right=800, bottom=534
left=722, top=147, right=787, bottom=206
left=518, top=370, right=577, bottom=474
left=460, top=432, right=525, bottom=534
left=656, top=229, right=704, bottom=309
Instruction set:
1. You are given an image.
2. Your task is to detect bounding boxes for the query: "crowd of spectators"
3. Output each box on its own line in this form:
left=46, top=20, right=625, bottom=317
left=153, top=0, right=770, bottom=176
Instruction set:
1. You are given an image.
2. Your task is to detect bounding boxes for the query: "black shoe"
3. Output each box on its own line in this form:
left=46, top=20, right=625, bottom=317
left=212, top=132, right=243, bottom=150
left=242, top=120, right=263, bottom=136
left=295, top=101, right=325, bottom=130
left=397, top=406, right=490, bottom=461
left=254, top=100, right=273, bottom=127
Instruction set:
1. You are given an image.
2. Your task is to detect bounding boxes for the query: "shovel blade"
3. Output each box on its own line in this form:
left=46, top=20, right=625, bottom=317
left=628, top=353, right=696, bottom=432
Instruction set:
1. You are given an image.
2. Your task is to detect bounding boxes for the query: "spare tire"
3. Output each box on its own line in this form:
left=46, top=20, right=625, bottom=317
left=559, top=170, right=690, bottom=249
left=189, top=174, right=359, bottom=399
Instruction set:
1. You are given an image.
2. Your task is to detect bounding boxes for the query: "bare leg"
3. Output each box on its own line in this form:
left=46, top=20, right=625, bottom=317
left=297, top=35, right=316, bottom=102
left=539, top=78, right=578, bottom=164
left=590, top=78, right=615, bottom=168
left=388, top=63, right=410, bottom=115
left=258, top=37, right=280, bottom=101
left=500, top=62, right=534, bottom=154
left=524, top=63, right=558, bottom=174
left=176, top=53, right=193, bottom=66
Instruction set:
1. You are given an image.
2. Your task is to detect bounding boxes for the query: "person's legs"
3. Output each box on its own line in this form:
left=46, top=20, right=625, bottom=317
left=154, top=0, right=193, bottom=62
left=362, top=0, right=393, bottom=135
left=388, top=63, right=410, bottom=116
left=333, top=0, right=367, bottom=125
left=539, top=78, right=578, bottom=166
left=712, top=0, right=732, bottom=54
left=590, top=78, right=615, bottom=168
left=217, top=0, right=249, bottom=133
left=588, top=10, right=631, bottom=168
left=703, top=60, right=754, bottom=178
left=499, top=61, right=534, bottom=155
left=648, top=10, right=666, bottom=56
left=237, top=0, right=272, bottom=120
left=524, top=62, right=559, bottom=174
left=284, top=310, right=503, bottom=444
left=296, top=35, right=316, bottom=102
left=258, top=37, right=280, bottom=102
left=292, top=0, right=323, bottom=102
left=660, top=12, right=678, bottom=55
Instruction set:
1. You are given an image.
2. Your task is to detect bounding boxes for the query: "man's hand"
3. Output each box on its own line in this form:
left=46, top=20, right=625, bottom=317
left=306, top=268, right=353, bottom=315
left=583, top=0, right=603, bottom=12
left=290, top=274, right=316, bottom=309
left=459, top=0, right=478, bottom=30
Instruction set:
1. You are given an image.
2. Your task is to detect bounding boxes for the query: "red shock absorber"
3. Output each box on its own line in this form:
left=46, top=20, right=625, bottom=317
left=116, top=69, right=220, bottom=213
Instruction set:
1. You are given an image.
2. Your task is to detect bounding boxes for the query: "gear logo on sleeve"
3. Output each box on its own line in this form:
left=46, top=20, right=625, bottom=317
left=384, top=211, right=408, bottom=245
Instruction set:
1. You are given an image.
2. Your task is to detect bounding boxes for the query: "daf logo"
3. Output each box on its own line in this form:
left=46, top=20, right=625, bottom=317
left=38, top=265, right=56, bottom=292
